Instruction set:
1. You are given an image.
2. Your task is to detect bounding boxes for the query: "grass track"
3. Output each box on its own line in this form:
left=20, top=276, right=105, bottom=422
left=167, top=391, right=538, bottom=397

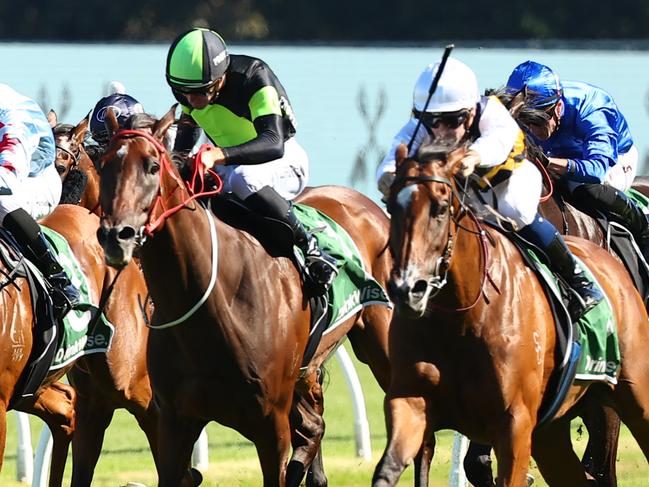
left=1, top=344, right=646, bottom=486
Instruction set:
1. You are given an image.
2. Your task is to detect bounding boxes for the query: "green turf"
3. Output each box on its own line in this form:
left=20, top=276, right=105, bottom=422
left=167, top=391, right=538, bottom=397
left=1, top=343, right=646, bottom=486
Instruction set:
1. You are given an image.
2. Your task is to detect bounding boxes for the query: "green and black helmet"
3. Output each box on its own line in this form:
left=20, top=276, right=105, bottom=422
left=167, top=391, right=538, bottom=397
left=166, top=28, right=230, bottom=91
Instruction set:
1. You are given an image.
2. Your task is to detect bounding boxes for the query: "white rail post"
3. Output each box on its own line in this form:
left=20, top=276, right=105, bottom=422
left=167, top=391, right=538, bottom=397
left=334, top=343, right=372, bottom=461
left=449, top=432, right=469, bottom=487
left=32, top=423, right=52, bottom=487
left=191, top=428, right=209, bottom=471
left=15, top=411, right=33, bottom=484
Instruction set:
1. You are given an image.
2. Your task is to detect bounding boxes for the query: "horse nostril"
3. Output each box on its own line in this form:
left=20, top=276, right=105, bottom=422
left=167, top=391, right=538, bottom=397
left=96, top=227, right=107, bottom=246
left=118, top=226, right=136, bottom=241
left=410, top=280, right=429, bottom=299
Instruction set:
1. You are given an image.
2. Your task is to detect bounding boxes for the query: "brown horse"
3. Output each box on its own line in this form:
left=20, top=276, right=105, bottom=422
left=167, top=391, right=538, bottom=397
left=52, top=110, right=395, bottom=486
left=95, top=108, right=393, bottom=486
left=372, top=142, right=649, bottom=487
left=0, top=204, right=137, bottom=486
left=48, top=113, right=200, bottom=486
left=50, top=111, right=101, bottom=214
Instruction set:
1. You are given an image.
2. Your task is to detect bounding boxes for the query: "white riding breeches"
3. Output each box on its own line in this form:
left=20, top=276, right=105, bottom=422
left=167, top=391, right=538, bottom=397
left=0, top=163, right=62, bottom=224
left=491, top=159, right=543, bottom=229
left=215, top=137, right=309, bottom=201
left=565, top=145, right=638, bottom=193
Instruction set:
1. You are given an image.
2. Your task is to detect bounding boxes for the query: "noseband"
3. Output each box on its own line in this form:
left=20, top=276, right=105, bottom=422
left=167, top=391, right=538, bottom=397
left=394, top=173, right=458, bottom=296
left=106, top=129, right=222, bottom=240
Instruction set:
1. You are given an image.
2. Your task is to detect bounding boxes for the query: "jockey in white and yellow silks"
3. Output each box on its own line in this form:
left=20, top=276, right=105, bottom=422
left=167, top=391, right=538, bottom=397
left=376, top=57, right=602, bottom=321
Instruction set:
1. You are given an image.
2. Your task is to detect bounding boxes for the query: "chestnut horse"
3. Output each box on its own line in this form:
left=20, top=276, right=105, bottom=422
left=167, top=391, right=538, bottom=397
left=96, top=108, right=393, bottom=487
left=372, top=142, right=649, bottom=487
left=0, top=204, right=147, bottom=486
left=49, top=114, right=207, bottom=486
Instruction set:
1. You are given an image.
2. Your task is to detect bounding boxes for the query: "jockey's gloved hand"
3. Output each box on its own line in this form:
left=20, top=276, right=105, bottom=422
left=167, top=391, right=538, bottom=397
left=378, top=171, right=396, bottom=198
left=460, top=150, right=481, bottom=177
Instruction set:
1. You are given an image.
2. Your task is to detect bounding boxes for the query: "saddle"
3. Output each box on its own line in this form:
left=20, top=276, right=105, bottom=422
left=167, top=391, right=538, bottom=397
left=208, top=195, right=330, bottom=367
left=0, top=228, right=61, bottom=410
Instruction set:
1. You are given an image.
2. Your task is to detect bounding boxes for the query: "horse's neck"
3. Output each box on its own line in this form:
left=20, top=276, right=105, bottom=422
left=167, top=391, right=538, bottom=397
left=140, top=203, right=256, bottom=316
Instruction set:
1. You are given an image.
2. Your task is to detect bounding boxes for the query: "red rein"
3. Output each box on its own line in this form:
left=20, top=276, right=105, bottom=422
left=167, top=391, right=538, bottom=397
left=110, top=130, right=223, bottom=236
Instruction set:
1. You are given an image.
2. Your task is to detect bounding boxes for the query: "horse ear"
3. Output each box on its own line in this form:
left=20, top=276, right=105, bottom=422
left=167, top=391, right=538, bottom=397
left=395, top=143, right=408, bottom=169
left=47, top=109, right=58, bottom=128
left=71, top=112, right=90, bottom=145
left=153, top=104, right=178, bottom=141
left=104, top=107, right=120, bottom=139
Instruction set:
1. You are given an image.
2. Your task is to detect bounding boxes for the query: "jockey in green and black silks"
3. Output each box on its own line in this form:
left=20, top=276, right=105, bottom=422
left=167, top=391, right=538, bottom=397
left=165, top=27, right=338, bottom=290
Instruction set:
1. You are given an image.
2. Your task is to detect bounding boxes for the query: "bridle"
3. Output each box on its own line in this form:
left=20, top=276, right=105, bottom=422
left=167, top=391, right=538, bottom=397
left=106, top=128, right=222, bottom=243
left=391, top=167, right=491, bottom=312
left=55, top=142, right=80, bottom=174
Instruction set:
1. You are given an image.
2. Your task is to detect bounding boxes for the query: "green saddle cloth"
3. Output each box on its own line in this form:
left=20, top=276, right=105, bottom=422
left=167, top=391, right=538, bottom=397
left=40, top=226, right=115, bottom=370
left=527, top=249, right=620, bottom=384
left=292, top=203, right=391, bottom=332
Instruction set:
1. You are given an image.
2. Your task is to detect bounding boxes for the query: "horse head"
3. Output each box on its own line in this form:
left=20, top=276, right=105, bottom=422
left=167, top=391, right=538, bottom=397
left=386, top=140, right=468, bottom=317
left=51, top=113, right=89, bottom=179
left=96, top=105, right=177, bottom=269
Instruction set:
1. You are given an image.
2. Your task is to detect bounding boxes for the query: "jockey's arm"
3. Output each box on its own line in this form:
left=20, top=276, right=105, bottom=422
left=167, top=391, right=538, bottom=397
left=560, top=109, right=619, bottom=184
left=469, top=97, right=519, bottom=168
left=222, top=113, right=286, bottom=165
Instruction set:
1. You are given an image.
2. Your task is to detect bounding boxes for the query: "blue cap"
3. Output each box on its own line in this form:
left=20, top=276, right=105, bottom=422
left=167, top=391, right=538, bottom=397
left=506, top=61, right=562, bottom=108
left=90, top=93, right=144, bottom=142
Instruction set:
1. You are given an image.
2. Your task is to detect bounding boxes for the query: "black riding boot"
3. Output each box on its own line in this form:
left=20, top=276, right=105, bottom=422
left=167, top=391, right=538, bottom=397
left=545, top=234, right=604, bottom=321
left=4, top=208, right=81, bottom=318
left=244, top=186, right=338, bottom=290
left=573, top=183, right=649, bottom=263
left=608, top=188, right=649, bottom=263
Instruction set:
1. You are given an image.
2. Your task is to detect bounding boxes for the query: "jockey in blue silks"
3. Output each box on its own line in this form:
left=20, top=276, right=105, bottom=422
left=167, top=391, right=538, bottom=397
left=506, top=60, right=649, bottom=263
left=377, top=58, right=603, bottom=320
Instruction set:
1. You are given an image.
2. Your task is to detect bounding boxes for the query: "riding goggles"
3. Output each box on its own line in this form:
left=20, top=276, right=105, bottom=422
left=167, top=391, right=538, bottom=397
left=172, top=79, right=222, bottom=97
left=415, top=109, right=470, bottom=130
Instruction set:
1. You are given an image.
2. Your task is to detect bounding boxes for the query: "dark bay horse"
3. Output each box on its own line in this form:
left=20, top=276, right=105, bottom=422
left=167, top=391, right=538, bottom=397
left=96, top=108, right=393, bottom=486
left=372, top=142, right=649, bottom=487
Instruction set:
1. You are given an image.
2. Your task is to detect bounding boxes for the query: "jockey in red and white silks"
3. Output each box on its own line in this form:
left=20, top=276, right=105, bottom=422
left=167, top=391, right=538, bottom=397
left=0, top=83, right=61, bottom=222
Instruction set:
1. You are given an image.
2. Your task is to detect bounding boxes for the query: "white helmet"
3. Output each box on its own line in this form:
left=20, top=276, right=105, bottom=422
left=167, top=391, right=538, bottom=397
left=413, top=57, right=479, bottom=113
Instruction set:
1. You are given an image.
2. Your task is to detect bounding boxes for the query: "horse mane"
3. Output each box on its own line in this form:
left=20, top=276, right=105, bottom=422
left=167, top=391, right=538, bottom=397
left=123, top=112, right=158, bottom=131
left=485, top=87, right=549, bottom=167
left=416, top=137, right=470, bottom=164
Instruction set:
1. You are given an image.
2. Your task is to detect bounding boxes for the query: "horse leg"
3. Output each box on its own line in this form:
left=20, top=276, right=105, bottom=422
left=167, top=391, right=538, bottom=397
left=413, top=436, right=435, bottom=487
left=347, top=307, right=392, bottom=390
left=69, top=395, right=114, bottom=486
left=305, top=447, right=327, bottom=487
left=156, top=407, right=206, bottom=487
left=491, top=407, right=534, bottom=487
left=251, top=410, right=293, bottom=487
left=532, top=417, right=591, bottom=486
left=0, top=405, right=7, bottom=472
left=372, top=395, right=428, bottom=487
left=463, top=442, right=495, bottom=487
left=23, top=382, right=76, bottom=487
left=287, top=371, right=326, bottom=487
left=580, top=400, right=620, bottom=487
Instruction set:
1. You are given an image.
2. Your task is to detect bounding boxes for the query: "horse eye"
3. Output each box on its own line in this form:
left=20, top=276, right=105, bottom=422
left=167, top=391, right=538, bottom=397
left=55, top=164, right=66, bottom=175
left=148, top=161, right=160, bottom=175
